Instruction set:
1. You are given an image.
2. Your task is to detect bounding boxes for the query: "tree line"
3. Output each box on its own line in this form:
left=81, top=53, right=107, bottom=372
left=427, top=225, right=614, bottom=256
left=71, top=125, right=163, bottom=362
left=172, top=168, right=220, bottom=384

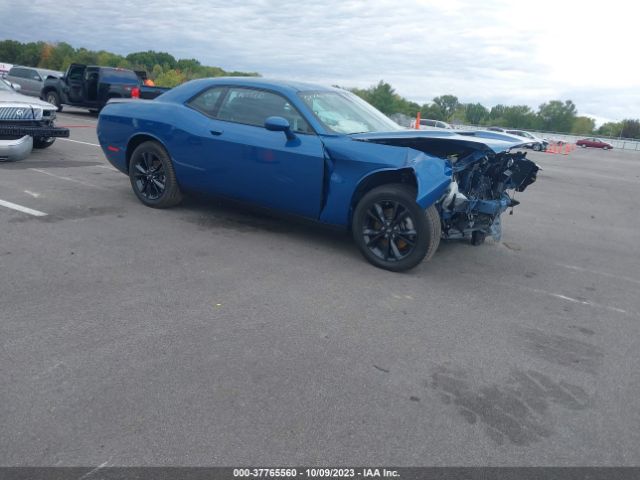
left=351, top=81, right=640, bottom=139
left=2, top=40, right=637, bottom=138
left=0, top=40, right=258, bottom=88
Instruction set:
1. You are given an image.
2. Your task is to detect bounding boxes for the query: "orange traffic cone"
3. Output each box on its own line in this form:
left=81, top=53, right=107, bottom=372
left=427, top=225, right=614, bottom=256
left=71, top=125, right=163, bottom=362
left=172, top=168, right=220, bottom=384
left=415, top=111, right=421, bottom=130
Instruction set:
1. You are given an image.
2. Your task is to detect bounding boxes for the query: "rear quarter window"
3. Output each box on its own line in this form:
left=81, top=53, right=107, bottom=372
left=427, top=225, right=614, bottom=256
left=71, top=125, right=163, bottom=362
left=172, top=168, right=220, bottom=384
left=100, top=68, right=138, bottom=84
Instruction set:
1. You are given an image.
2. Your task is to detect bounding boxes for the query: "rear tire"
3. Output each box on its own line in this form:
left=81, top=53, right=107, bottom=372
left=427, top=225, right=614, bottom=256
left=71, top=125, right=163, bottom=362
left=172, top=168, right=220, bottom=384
left=45, top=91, right=62, bottom=112
left=352, top=184, right=440, bottom=272
left=129, top=141, right=182, bottom=208
left=33, top=137, right=56, bottom=149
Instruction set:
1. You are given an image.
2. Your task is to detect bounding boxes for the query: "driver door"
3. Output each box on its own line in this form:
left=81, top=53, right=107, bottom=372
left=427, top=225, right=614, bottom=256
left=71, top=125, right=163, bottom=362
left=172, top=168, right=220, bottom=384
left=65, top=64, right=86, bottom=103
left=181, top=86, right=326, bottom=219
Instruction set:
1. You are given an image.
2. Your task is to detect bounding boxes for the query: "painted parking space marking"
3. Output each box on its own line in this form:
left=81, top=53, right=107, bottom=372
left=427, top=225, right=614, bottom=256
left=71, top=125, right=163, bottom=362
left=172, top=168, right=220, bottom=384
left=57, top=138, right=100, bottom=147
left=24, top=190, right=41, bottom=198
left=29, top=168, right=101, bottom=188
left=94, top=165, right=119, bottom=172
left=558, top=263, right=640, bottom=286
left=0, top=198, right=47, bottom=217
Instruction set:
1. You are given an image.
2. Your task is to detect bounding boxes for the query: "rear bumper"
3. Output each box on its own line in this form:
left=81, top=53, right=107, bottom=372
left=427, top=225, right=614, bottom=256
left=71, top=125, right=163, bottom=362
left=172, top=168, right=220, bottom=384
left=0, top=135, right=33, bottom=161
left=0, top=125, right=70, bottom=138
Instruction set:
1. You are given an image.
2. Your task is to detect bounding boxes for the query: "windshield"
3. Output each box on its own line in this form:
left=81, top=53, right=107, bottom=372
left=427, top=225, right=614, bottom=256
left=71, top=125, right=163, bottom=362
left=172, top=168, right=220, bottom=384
left=299, top=90, right=402, bottom=134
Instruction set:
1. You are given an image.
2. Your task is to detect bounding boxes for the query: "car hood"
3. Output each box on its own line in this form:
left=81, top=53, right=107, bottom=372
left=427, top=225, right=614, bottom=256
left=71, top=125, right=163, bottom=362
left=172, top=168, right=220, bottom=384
left=0, top=89, right=57, bottom=110
left=350, top=129, right=530, bottom=155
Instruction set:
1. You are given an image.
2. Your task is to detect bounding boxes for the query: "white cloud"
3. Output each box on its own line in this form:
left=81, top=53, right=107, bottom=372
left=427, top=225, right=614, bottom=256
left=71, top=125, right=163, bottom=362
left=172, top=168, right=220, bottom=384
left=1, top=0, right=638, bottom=120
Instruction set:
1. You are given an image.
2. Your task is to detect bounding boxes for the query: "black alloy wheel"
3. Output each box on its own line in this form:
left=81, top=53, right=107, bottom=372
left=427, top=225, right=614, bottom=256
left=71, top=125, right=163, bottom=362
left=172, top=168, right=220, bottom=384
left=352, top=184, right=440, bottom=272
left=129, top=141, right=182, bottom=208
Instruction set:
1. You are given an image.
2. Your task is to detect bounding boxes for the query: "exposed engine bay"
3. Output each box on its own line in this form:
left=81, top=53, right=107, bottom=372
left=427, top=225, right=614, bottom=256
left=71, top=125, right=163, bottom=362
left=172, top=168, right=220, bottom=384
left=439, top=149, right=539, bottom=243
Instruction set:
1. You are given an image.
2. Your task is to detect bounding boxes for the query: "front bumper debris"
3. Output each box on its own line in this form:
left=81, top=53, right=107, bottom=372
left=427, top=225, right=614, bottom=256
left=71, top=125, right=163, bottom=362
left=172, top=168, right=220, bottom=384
left=0, top=135, right=33, bottom=162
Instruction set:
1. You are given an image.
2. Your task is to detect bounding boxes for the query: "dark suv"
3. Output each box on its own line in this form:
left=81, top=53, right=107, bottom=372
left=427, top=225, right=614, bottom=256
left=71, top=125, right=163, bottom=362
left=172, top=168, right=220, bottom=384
left=40, top=64, right=158, bottom=112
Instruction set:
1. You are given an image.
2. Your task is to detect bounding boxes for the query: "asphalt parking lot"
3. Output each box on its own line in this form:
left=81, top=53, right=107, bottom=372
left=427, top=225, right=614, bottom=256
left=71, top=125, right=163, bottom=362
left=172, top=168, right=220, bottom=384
left=1, top=110, right=640, bottom=466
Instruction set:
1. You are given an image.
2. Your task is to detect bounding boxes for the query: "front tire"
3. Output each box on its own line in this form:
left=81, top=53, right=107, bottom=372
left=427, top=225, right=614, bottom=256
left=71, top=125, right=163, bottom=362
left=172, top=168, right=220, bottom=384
left=533, top=143, right=542, bottom=151
left=352, top=184, right=441, bottom=272
left=45, top=91, right=62, bottom=112
left=129, top=141, right=182, bottom=208
left=33, top=137, right=56, bottom=149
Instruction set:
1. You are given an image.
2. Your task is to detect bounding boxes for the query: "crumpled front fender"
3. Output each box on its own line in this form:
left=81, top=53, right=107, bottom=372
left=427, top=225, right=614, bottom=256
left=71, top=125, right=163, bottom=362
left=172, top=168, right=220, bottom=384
left=405, top=148, right=452, bottom=209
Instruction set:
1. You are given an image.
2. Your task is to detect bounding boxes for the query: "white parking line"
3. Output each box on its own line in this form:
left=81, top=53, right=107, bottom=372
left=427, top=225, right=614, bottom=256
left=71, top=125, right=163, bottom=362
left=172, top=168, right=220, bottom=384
left=29, top=168, right=101, bottom=188
left=521, top=285, right=631, bottom=316
left=0, top=198, right=47, bottom=217
left=95, top=164, right=119, bottom=172
left=58, top=138, right=100, bottom=147
left=24, top=190, right=41, bottom=198
left=559, top=263, right=640, bottom=286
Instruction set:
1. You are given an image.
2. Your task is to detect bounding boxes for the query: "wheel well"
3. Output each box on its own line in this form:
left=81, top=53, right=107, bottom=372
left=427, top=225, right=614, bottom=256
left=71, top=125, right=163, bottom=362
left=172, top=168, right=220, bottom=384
left=349, top=168, right=418, bottom=221
left=126, top=135, right=161, bottom=172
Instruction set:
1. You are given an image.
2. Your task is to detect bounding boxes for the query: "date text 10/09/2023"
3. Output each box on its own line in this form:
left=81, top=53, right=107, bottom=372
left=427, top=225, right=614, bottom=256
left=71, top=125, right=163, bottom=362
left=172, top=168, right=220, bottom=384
left=233, top=468, right=400, bottom=478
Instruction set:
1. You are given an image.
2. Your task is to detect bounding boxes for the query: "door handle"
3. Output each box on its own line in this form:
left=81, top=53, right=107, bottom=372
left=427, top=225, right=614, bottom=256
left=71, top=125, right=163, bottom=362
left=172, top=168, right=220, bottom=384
left=210, top=129, right=223, bottom=136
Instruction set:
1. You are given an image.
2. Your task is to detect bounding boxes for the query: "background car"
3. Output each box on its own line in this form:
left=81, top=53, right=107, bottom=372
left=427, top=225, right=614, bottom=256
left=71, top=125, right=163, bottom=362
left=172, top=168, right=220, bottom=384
left=4, top=65, right=62, bottom=97
left=411, top=118, right=453, bottom=129
left=576, top=137, right=613, bottom=149
left=0, top=79, right=69, bottom=161
left=505, top=129, right=548, bottom=151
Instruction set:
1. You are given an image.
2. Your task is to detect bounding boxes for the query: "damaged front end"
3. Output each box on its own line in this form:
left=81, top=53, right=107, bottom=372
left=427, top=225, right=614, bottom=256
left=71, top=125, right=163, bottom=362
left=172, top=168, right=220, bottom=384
left=352, top=130, right=539, bottom=243
left=440, top=149, right=538, bottom=243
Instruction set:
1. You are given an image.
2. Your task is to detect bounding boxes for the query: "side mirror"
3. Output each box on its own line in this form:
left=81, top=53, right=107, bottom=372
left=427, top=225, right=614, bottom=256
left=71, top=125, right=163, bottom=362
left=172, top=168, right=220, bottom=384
left=11, top=83, right=21, bottom=91
left=265, top=116, right=296, bottom=141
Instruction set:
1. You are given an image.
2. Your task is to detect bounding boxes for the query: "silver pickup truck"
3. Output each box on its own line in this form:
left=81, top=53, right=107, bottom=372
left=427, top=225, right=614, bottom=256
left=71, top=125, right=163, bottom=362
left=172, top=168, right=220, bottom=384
left=0, top=79, right=69, bottom=161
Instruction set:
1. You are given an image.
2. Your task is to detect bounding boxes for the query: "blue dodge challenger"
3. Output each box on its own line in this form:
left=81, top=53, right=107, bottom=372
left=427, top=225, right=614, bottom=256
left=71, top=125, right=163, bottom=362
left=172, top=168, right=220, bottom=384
left=97, top=78, right=538, bottom=271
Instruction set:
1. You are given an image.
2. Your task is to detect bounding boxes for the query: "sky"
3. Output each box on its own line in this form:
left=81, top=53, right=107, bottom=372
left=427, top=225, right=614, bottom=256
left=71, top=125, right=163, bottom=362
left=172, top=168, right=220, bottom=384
left=1, top=0, right=638, bottom=124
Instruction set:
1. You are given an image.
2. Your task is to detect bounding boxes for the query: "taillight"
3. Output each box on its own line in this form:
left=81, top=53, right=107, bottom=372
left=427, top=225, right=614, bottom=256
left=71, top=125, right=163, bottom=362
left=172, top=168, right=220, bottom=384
left=131, top=87, right=140, bottom=99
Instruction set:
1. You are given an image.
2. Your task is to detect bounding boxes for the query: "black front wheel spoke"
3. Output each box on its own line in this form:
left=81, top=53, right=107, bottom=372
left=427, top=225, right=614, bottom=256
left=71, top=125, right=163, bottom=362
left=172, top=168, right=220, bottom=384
left=366, top=233, right=385, bottom=248
left=389, top=238, right=402, bottom=260
left=373, top=203, right=387, bottom=223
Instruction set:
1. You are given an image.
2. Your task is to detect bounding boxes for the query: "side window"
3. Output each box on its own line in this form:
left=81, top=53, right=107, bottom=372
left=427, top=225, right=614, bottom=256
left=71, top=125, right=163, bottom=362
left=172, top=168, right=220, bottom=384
left=187, top=87, right=225, bottom=117
left=217, top=87, right=313, bottom=134
left=28, top=69, right=41, bottom=81
left=68, top=66, right=84, bottom=81
left=10, top=67, right=26, bottom=78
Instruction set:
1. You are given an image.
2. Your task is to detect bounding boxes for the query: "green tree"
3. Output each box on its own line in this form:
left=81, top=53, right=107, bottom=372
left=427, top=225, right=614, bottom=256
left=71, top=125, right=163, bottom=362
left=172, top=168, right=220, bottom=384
left=17, top=42, right=45, bottom=67
left=537, top=100, right=577, bottom=132
left=621, top=119, right=640, bottom=139
left=432, top=95, right=459, bottom=121
left=571, top=116, right=595, bottom=135
left=126, top=51, right=176, bottom=71
left=154, top=69, right=186, bottom=88
left=351, top=81, right=419, bottom=116
left=420, top=103, right=443, bottom=120
left=597, top=122, right=622, bottom=137
left=502, top=105, right=537, bottom=129
left=0, top=39, right=23, bottom=63
left=464, top=103, right=489, bottom=125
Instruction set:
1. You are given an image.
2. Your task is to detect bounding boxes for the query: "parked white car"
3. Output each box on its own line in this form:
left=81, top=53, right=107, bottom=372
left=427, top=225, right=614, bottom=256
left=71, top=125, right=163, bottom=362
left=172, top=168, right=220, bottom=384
left=0, top=79, right=69, bottom=161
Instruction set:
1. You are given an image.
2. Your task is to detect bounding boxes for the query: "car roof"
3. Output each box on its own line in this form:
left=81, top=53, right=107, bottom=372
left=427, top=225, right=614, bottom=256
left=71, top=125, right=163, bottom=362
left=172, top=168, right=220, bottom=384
left=160, top=77, right=340, bottom=103
left=10, top=65, right=62, bottom=77
left=205, top=77, right=335, bottom=92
